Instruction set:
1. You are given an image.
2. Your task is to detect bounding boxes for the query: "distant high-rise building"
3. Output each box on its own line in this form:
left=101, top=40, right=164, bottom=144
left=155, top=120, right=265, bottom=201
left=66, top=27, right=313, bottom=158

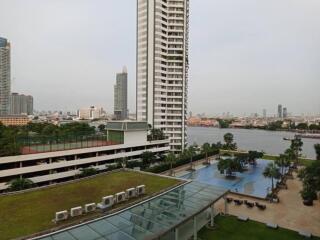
left=0, top=37, right=11, bottom=115
left=283, top=107, right=288, bottom=118
left=278, top=104, right=283, bottom=118
left=136, top=0, right=190, bottom=152
left=263, top=109, right=267, bottom=118
left=114, top=67, right=128, bottom=120
left=78, top=106, right=103, bottom=120
left=9, top=93, right=33, bottom=115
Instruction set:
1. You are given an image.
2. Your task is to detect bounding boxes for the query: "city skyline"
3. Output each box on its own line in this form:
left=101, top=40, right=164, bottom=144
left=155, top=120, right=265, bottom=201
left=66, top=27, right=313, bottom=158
left=0, top=0, right=319, bottom=116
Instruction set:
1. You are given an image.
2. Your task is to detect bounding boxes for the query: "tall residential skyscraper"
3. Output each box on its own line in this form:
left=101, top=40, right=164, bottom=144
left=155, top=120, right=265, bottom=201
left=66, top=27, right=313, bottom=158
left=263, top=109, right=267, bottom=118
left=136, top=0, right=189, bottom=152
left=277, top=104, right=283, bottom=118
left=9, top=93, right=34, bottom=115
left=283, top=107, right=288, bottom=118
left=114, top=66, right=128, bottom=120
left=0, top=37, right=11, bottom=116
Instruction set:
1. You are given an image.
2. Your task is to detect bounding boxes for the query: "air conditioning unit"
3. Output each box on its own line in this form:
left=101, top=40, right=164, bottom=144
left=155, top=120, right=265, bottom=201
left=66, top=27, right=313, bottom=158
left=126, top=188, right=136, bottom=199
left=102, top=195, right=114, bottom=208
left=70, top=206, right=83, bottom=217
left=115, top=192, right=126, bottom=203
left=55, top=210, right=68, bottom=222
left=136, top=185, right=145, bottom=196
left=84, top=203, right=96, bottom=213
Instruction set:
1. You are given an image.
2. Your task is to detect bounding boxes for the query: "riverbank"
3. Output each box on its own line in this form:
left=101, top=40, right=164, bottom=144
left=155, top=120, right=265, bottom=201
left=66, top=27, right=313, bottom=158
left=188, top=127, right=319, bottom=159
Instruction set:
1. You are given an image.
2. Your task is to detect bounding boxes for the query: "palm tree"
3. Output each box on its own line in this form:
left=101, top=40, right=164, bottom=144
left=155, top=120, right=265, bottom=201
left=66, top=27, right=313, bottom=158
left=165, top=152, right=176, bottom=176
left=276, top=154, right=290, bottom=175
left=201, top=142, right=211, bottom=165
left=217, top=158, right=243, bottom=178
left=314, top=144, right=320, bottom=160
left=263, top=163, right=281, bottom=193
left=7, top=178, right=34, bottom=191
left=290, top=137, right=303, bottom=165
left=224, top=133, right=234, bottom=146
left=187, top=145, right=197, bottom=170
left=141, top=151, right=155, bottom=169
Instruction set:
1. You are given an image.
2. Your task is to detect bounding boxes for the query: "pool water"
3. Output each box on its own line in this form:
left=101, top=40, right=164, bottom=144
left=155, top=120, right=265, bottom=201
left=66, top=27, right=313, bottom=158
left=180, top=159, right=281, bottom=198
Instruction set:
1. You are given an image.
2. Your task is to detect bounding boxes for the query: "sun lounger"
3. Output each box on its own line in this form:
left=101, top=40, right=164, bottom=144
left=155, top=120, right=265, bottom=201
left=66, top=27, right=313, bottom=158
left=266, top=222, right=278, bottom=229
left=255, top=202, right=266, bottom=210
left=237, top=215, right=248, bottom=221
left=299, top=231, right=312, bottom=238
left=234, top=199, right=243, bottom=205
left=244, top=200, right=254, bottom=208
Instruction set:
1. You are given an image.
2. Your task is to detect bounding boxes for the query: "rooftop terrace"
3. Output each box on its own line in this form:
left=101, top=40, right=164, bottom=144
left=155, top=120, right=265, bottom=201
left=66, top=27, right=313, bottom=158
left=0, top=170, right=180, bottom=240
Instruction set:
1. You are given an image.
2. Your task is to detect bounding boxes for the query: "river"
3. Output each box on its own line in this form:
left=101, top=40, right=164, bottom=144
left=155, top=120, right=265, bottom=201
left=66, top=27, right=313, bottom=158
left=187, top=127, right=319, bottom=159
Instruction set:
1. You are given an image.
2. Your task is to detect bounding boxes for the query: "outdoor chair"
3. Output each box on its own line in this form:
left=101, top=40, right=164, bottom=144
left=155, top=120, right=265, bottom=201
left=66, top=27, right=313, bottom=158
left=244, top=200, right=254, bottom=208
left=255, top=202, right=266, bottom=210
left=234, top=199, right=243, bottom=205
left=226, top=197, right=233, bottom=203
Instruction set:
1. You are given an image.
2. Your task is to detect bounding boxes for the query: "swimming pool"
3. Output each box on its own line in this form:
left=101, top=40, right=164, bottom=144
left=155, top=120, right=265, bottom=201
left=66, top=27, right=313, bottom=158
left=180, top=159, right=280, bottom=198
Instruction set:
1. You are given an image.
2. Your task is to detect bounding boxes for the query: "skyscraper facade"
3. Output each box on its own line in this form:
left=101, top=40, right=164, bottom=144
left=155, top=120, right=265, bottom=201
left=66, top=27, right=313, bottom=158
left=283, top=107, right=288, bottom=118
left=9, top=93, right=34, bottom=115
left=136, top=0, right=189, bottom=152
left=114, top=67, right=128, bottom=120
left=0, top=37, right=11, bottom=116
left=277, top=104, right=282, bottom=118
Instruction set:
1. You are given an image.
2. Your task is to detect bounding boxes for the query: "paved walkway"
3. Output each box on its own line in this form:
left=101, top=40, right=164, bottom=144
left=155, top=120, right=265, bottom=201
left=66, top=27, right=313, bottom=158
left=215, top=173, right=320, bottom=237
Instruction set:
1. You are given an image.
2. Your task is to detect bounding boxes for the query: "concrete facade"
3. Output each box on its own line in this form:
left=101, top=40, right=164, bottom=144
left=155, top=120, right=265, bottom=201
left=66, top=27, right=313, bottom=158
left=114, top=67, right=128, bottom=120
left=136, top=0, right=189, bottom=153
left=9, top=92, right=33, bottom=115
left=0, top=37, right=11, bottom=115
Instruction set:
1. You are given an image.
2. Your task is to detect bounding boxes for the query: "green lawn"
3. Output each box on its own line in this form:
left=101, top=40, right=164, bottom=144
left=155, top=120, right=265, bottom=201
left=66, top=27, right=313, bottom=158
left=198, top=215, right=320, bottom=240
left=262, top=154, right=314, bottom=166
left=0, top=171, right=179, bottom=240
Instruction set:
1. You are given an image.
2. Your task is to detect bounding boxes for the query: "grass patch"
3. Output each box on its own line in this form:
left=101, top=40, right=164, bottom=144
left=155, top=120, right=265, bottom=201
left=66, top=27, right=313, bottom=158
left=262, top=154, right=314, bottom=166
left=198, top=215, right=320, bottom=240
left=0, top=170, right=179, bottom=240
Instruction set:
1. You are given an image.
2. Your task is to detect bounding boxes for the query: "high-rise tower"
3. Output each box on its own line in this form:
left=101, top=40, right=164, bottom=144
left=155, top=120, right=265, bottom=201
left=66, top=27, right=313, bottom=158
left=114, top=66, right=128, bottom=120
left=0, top=37, right=11, bottom=115
left=136, top=0, right=189, bottom=152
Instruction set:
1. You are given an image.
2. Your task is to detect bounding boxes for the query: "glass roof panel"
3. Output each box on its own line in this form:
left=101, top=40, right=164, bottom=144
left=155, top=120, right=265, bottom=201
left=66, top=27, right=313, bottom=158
left=36, top=181, right=227, bottom=240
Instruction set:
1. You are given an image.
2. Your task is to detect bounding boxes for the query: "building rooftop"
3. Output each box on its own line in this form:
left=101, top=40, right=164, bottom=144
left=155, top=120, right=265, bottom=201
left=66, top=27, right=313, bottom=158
left=34, top=181, right=227, bottom=240
left=106, top=121, right=148, bottom=131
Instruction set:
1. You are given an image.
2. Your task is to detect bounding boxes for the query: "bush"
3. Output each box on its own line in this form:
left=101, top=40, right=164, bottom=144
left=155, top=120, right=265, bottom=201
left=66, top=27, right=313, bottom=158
left=300, top=186, right=317, bottom=201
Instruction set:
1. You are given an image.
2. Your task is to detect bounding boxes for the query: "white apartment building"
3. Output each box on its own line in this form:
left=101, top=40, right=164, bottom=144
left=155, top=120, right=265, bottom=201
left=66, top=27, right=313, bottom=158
left=136, top=0, right=189, bottom=153
left=0, top=121, right=169, bottom=192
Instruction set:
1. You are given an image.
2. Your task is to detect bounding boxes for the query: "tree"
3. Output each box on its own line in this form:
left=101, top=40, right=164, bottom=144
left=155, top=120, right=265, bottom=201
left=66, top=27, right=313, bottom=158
left=223, top=133, right=237, bottom=150
left=98, top=124, right=106, bottom=132
left=263, top=163, right=281, bottom=192
left=224, top=133, right=233, bottom=146
left=186, top=145, right=197, bottom=170
left=275, top=154, right=291, bottom=175
left=217, top=158, right=244, bottom=178
left=314, top=144, right=320, bottom=160
left=7, top=178, right=34, bottom=191
left=201, top=143, right=212, bottom=165
left=296, top=123, right=309, bottom=130
left=290, top=137, right=303, bottom=165
left=165, top=152, right=176, bottom=176
left=141, top=151, right=155, bottom=168
left=247, top=151, right=264, bottom=165
left=79, top=167, right=98, bottom=177
left=148, top=128, right=165, bottom=141
left=298, top=160, right=320, bottom=201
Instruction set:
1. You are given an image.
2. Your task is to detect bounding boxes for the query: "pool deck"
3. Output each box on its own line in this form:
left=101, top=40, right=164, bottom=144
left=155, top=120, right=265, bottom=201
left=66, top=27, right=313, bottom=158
left=215, top=172, right=320, bottom=237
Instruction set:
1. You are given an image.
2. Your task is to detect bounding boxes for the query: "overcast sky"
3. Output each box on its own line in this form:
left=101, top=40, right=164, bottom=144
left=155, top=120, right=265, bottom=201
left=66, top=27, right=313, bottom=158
left=1, top=0, right=319, bottom=116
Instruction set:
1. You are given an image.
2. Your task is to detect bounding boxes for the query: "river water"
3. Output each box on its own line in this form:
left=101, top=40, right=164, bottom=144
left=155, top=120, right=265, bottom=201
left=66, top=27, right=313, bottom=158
left=187, top=127, right=319, bottom=159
